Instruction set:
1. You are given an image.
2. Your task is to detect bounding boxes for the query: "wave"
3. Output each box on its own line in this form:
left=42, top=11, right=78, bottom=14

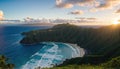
left=64, top=43, right=80, bottom=58
left=21, top=42, right=85, bottom=69
left=21, top=42, right=63, bottom=69
left=64, top=43, right=85, bottom=58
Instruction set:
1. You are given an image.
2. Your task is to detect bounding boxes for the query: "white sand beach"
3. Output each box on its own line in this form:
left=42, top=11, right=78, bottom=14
left=65, top=43, right=85, bottom=58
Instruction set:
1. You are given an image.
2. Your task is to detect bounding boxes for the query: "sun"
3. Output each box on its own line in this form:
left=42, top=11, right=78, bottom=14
left=113, top=20, right=120, bottom=25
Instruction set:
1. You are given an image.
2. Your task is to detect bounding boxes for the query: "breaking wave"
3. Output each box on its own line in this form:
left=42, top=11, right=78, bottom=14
left=21, top=42, right=85, bottom=69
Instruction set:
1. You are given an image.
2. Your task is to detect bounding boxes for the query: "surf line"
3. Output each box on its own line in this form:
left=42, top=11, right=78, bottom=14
left=21, top=42, right=60, bottom=69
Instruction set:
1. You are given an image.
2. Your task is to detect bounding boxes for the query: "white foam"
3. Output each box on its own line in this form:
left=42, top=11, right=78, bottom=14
left=21, top=42, right=63, bottom=69
left=64, top=43, right=79, bottom=57
left=30, top=53, right=43, bottom=58
left=36, top=42, right=59, bottom=68
left=64, top=43, right=85, bottom=58
left=21, top=42, right=85, bottom=69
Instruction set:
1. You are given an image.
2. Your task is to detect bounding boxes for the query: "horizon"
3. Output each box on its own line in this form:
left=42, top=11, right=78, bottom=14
left=1, top=1, right=120, bottom=69
left=0, top=0, right=120, bottom=25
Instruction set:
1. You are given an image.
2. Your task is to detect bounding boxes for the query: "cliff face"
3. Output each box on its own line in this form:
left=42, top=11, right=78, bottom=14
left=20, top=24, right=120, bottom=58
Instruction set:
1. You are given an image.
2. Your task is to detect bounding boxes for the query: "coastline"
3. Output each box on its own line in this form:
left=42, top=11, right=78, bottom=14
left=20, top=41, right=86, bottom=57
left=65, top=43, right=85, bottom=58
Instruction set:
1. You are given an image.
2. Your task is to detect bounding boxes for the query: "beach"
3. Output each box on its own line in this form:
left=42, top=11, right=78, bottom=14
left=65, top=43, right=85, bottom=58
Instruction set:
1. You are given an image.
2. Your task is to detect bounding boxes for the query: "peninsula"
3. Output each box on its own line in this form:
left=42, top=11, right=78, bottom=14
left=20, top=24, right=120, bottom=68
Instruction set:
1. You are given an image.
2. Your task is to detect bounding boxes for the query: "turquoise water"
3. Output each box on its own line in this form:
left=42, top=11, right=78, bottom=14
left=21, top=42, right=81, bottom=69
left=0, top=25, right=84, bottom=69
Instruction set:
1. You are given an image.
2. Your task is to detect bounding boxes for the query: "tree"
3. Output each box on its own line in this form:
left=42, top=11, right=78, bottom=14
left=0, top=55, right=14, bottom=69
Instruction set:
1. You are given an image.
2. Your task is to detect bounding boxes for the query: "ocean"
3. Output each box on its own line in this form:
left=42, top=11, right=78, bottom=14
left=0, top=25, right=84, bottom=69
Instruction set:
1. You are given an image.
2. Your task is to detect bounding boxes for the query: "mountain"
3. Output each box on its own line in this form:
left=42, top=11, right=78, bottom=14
left=20, top=24, right=120, bottom=68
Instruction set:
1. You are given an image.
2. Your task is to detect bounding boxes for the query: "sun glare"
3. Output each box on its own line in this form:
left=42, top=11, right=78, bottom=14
left=113, top=20, right=120, bottom=25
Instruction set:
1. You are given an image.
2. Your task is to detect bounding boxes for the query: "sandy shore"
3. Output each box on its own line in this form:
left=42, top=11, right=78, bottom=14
left=65, top=43, right=85, bottom=58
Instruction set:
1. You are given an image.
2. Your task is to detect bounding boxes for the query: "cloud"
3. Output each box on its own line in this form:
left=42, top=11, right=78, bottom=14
left=56, top=0, right=120, bottom=12
left=0, top=10, right=4, bottom=20
left=56, top=3, right=73, bottom=8
left=89, top=8, right=98, bottom=12
left=118, top=20, right=120, bottom=22
left=115, top=9, right=120, bottom=13
left=86, top=17, right=97, bottom=20
left=70, top=10, right=84, bottom=15
left=56, top=0, right=96, bottom=8
left=76, top=17, right=97, bottom=21
left=74, top=17, right=98, bottom=23
left=96, top=0, right=120, bottom=9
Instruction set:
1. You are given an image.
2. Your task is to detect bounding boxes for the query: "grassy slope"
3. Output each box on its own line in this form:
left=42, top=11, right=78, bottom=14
left=42, top=56, right=120, bottom=69
left=43, top=65, right=104, bottom=69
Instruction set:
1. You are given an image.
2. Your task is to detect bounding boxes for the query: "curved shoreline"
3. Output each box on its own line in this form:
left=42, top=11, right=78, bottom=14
left=21, top=42, right=86, bottom=57
left=65, top=43, right=85, bottom=58
left=21, top=42, right=86, bottom=69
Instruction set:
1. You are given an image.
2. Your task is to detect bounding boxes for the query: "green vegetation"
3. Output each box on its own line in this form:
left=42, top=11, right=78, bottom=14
left=102, top=56, right=120, bottom=68
left=42, top=65, right=104, bottom=69
left=58, top=55, right=106, bottom=66
left=0, top=55, right=14, bottom=69
left=38, top=56, right=120, bottom=69
left=20, top=24, right=120, bottom=68
left=21, top=24, right=120, bottom=57
left=56, top=56, right=120, bottom=69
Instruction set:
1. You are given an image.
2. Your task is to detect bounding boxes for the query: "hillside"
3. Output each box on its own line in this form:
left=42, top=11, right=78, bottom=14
left=20, top=24, right=120, bottom=58
left=20, top=24, right=120, bottom=68
left=42, top=56, right=120, bottom=69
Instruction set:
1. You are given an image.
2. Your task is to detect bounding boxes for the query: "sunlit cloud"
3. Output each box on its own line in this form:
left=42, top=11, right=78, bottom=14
left=0, top=10, right=4, bottom=20
left=56, top=0, right=120, bottom=12
left=86, top=17, right=97, bottom=20
left=56, top=0, right=73, bottom=8
left=56, top=3, right=73, bottom=8
left=89, top=8, right=98, bottom=12
left=115, top=9, right=120, bottom=13
left=75, top=17, right=97, bottom=21
left=74, top=17, right=99, bottom=25
left=97, top=0, right=120, bottom=9
left=56, top=0, right=96, bottom=8
left=118, top=20, right=120, bottom=23
left=70, top=10, right=84, bottom=15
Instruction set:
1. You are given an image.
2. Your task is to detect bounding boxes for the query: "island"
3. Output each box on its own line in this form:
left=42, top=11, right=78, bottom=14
left=20, top=24, right=120, bottom=69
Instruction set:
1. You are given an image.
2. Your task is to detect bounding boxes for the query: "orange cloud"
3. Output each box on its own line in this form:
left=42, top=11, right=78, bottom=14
left=97, top=0, right=120, bottom=9
left=75, top=17, right=97, bottom=20
left=89, top=8, right=98, bottom=12
left=56, top=0, right=120, bottom=12
left=119, top=20, right=120, bottom=23
left=56, top=0, right=95, bottom=8
left=70, top=10, right=84, bottom=15
left=0, top=10, right=4, bottom=20
left=56, top=3, right=73, bottom=8
left=115, top=9, right=120, bottom=13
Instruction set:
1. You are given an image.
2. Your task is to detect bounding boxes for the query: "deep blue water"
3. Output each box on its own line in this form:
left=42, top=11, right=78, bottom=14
left=0, top=25, right=84, bottom=69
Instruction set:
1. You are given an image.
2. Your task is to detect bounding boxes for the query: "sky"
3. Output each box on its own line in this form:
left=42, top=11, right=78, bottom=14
left=0, top=0, right=120, bottom=24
